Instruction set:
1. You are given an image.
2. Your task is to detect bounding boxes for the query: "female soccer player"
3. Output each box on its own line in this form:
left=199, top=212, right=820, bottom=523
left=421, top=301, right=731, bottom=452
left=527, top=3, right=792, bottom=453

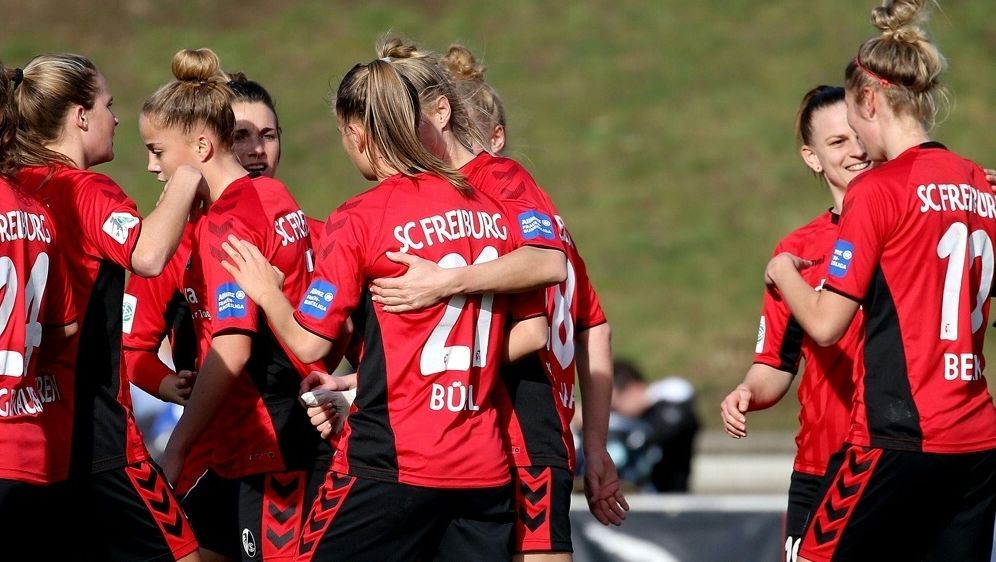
left=12, top=53, right=202, bottom=561
left=765, top=2, right=996, bottom=560
left=125, top=72, right=296, bottom=418
left=221, top=56, right=549, bottom=561
left=0, top=61, right=80, bottom=560
left=139, top=49, right=330, bottom=562
left=720, top=86, right=867, bottom=562
left=364, top=41, right=627, bottom=558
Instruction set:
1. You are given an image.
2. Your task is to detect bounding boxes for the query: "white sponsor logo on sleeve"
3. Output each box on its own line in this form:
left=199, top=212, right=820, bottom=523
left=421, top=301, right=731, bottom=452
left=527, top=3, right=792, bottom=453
left=102, top=212, right=140, bottom=245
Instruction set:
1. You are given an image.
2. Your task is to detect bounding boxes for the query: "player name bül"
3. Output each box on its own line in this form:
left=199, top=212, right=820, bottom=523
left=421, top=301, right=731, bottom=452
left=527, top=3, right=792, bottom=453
left=917, top=183, right=996, bottom=219
left=394, top=209, right=508, bottom=253
left=0, top=210, right=52, bottom=244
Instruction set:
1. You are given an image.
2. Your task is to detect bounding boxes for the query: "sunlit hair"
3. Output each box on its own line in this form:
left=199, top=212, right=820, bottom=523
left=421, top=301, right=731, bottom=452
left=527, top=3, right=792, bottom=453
left=228, top=71, right=281, bottom=134
left=0, top=63, right=21, bottom=178
left=142, top=48, right=235, bottom=149
left=375, top=37, right=486, bottom=154
left=795, top=85, right=845, bottom=145
left=334, top=58, right=472, bottom=194
left=844, top=0, right=948, bottom=130
left=12, top=53, right=99, bottom=168
left=441, top=44, right=506, bottom=150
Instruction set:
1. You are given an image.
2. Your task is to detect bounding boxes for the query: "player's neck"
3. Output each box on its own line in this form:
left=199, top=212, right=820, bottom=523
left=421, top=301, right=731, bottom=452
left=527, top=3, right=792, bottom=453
left=203, top=156, right=250, bottom=202
left=883, top=117, right=930, bottom=161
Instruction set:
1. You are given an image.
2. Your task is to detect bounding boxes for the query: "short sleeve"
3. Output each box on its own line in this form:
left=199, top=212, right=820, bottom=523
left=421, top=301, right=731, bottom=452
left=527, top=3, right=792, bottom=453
left=293, top=205, right=368, bottom=341
left=122, top=251, right=185, bottom=351
left=510, top=289, right=545, bottom=321
left=752, top=285, right=803, bottom=374
left=498, top=173, right=565, bottom=254
left=571, top=249, right=607, bottom=331
left=823, top=176, right=897, bottom=302
left=201, top=214, right=263, bottom=336
left=75, top=174, right=143, bottom=270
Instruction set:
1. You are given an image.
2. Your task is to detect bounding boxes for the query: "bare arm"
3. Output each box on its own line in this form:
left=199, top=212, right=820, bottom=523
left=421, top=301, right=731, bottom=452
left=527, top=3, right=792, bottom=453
left=220, top=236, right=333, bottom=364
left=160, top=333, right=250, bottom=483
left=131, top=166, right=204, bottom=277
left=577, top=323, right=629, bottom=526
left=719, top=363, right=794, bottom=439
left=504, top=315, right=549, bottom=363
left=765, top=253, right=859, bottom=346
left=369, top=247, right=567, bottom=313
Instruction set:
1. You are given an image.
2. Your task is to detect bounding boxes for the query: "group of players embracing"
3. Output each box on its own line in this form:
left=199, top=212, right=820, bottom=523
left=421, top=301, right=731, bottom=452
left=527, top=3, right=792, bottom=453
left=0, top=35, right=628, bottom=561
left=721, top=1, right=996, bottom=561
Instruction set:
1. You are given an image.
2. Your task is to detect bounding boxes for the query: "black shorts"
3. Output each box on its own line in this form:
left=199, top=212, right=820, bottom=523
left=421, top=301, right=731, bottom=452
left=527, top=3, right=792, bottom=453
left=79, top=460, right=198, bottom=561
left=512, top=465, right=574, bottom=554
left=0, top=479, right=80, bottom=559
left=183, top=468, right=325, bottom=561
left=182, top=470, right=240, bottom=558
left=799, top=445, right=996, bottom=562
left=298, top=472, right=514, bottom=562
left=783, top=470, right=823, bottom=562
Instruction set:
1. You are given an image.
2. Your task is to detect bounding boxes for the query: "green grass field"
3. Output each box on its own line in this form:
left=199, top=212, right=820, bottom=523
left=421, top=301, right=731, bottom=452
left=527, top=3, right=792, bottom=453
left=3, top=0, right=994, bottom=429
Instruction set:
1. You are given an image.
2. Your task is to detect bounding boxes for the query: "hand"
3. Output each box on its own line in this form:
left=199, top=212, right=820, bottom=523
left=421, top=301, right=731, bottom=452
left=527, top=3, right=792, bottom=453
left=168, top=165, right=208, bottom=200
left=220, top=235, right=285, bottom=304
left=720, top=385, right=752, bottom=438
left=158, top=370, right=197, bottom=405
left=584, top=448, right=629, bottom=526
left=300, top=371, right=355, bottom=439
left=308, top=404, right=342, bottom=439
left=369, top=251, right=453, bottom=312
left=985, top=168, right=996, bottom=189
left=764, top=253, right=812, bottom=286
left=299, top=370, right=356, bottom=396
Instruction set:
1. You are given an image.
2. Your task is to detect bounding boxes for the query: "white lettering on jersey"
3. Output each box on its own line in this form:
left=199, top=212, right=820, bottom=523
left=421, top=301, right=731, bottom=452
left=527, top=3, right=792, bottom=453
left=0, top=210, right=52, bottom=244
left=429, top=382, right=481, bottom=412
left=394, top=210, right=508, bottom=253
left=274, top=210, right=310, bottom=247
left=917, top=183, right=996, bottom=219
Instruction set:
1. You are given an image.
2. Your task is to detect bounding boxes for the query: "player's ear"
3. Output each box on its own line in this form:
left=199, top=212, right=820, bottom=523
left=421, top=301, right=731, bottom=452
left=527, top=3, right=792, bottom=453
left=193, top=134, right=213, bottom=163
left=72, top=104, right=88, bottom=131
left=431, top=95, right=450, bottom=128
left=348, top=124, right=367, bottom=154
left=800, top=145, right=822, bottom=174
left=490, top=124, right=505, bottom=154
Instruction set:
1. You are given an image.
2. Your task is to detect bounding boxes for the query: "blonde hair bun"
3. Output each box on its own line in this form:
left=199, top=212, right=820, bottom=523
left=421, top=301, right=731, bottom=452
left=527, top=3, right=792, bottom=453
left=171, top=48, right=226, bottom=84
left=442, top=45, right=485, bottom=82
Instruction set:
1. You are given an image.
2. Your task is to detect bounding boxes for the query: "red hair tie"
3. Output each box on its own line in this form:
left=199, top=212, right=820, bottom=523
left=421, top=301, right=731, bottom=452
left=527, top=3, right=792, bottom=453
left=855, top=56, right=892, bottom=88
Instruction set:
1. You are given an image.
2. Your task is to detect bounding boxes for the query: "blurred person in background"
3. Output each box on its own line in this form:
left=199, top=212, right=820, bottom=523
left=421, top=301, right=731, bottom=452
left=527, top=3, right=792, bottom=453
left=609, top=359, right=698, bottom=492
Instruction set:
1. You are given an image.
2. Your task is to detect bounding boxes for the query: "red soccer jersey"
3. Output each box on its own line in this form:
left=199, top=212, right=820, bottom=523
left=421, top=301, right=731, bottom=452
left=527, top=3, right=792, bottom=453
left=189, top=175, right=329, bottom=479
left=294, top=173, right=539, bottom=489
left=122, top=220, right=210, bottom=494
left=753, top=210, right=860, bottom=476
left=462, top=152, right=607, bottom=470
left=19, top=165, right=150, bottom=476
left=0, top=178, right=77, bottom=483
left=123, top=221, right=198, bottom=396
left=824, top=143, right=996, bottom=453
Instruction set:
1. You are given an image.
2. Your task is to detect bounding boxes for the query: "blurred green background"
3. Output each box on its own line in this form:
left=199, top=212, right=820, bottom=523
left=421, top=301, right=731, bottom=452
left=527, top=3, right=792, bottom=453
left=3, top=0, right=994, bottom=429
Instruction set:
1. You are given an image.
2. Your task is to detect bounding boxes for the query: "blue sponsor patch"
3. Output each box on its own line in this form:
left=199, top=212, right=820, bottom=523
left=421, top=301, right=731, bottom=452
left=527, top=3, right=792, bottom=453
left=216, top=282, right=247, bottom=320
left=517, top=210, right=556, bottom=241
left=828, top=240, right=855, bottom=278
left=299, top=279, right=337, bottom=319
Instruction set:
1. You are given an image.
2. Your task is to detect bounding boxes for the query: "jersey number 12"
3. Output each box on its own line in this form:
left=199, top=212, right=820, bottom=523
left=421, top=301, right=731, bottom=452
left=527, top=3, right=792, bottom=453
left=937, top=222, right=994, bottom=341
